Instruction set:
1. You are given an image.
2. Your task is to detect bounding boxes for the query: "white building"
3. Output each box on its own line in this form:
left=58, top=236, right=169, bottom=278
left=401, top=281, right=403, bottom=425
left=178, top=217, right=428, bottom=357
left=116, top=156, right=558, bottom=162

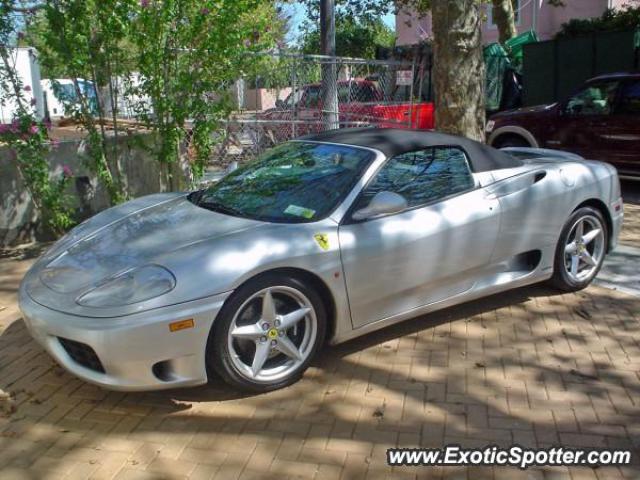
left=0, top=47, right=45, bottom=123
left=41, top=78, right=99, bottom=119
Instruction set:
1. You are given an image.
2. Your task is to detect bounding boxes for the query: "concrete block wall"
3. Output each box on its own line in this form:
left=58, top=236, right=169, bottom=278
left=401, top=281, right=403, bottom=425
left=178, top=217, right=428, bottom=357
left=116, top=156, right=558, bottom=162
left=0, top=135, right=162, bottom=247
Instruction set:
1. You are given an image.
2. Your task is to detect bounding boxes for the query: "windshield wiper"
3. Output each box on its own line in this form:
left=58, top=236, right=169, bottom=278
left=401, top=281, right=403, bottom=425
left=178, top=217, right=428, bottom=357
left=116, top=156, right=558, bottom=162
left=197, top=200, right=245, bottom=218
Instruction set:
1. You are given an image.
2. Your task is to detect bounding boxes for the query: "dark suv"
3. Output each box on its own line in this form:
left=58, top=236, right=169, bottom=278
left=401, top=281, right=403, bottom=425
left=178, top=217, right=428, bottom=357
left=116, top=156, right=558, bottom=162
left=487, top=72, right=640, bottom=179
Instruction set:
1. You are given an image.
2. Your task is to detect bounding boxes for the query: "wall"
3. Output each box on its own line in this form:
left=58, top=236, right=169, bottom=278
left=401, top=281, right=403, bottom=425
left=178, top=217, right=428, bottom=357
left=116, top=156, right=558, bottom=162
left=0, top=135, right=163, bottom=247
left=396, top=0, right=628, bottom=46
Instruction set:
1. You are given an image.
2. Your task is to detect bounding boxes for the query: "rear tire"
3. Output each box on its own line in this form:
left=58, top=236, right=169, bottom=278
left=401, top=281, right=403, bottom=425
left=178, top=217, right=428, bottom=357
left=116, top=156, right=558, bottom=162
left=549, top=207, right=608, bottom=292
left=206, top=273, right=326, bottom=392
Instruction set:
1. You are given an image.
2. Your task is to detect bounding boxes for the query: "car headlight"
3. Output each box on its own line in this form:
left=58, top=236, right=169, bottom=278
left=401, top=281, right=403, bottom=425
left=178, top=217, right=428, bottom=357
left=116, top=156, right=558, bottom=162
left=77, top=265, right=176, bottom=307
left=486, top=120, right=495, bottom=133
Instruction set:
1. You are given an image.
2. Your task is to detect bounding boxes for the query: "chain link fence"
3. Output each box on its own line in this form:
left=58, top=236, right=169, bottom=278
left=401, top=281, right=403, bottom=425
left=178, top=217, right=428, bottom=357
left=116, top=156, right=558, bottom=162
left=67, top=52, right=432, bottom=176
left=210, top=52, right=433, bottom=167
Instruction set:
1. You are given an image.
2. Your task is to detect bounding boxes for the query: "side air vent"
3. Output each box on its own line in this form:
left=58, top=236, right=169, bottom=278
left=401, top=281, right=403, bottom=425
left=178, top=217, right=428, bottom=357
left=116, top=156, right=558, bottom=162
left=486, top=170, right=548, bottom=199
left=534, top=171, right=547, bottom=183
left=507, top=250, right=542, bottom=273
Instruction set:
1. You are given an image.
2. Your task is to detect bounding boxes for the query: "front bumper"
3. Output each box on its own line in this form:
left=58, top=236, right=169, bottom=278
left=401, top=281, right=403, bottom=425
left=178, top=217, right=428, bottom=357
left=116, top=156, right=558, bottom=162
left=18, top=286, right=231, bottom=391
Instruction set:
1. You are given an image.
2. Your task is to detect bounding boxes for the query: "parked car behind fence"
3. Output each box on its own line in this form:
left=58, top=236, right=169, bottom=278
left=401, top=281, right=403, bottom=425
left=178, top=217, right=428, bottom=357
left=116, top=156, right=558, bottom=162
left=213, top=53, right=432, bottom=166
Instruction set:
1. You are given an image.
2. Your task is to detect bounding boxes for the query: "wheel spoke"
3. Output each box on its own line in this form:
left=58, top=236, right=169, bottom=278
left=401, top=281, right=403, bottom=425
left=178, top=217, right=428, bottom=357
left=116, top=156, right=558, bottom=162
left=231, top=323, right=263, bottom=340
left=570, top=255, right=580, bottom=277
left=275, top=336, right=302, bottom=361
left=261, top=289, right=277, bottom=322
left=251, top=342, right=271, bottom=377
left=582, top=228, right=601, bottom=245
left=280, top=307, right=311, bottom=330
left=575, top=220, right=584, bottom=240
left=581, top=251, right=597, bottom=267
left=565, top=241, right=577, bottom=255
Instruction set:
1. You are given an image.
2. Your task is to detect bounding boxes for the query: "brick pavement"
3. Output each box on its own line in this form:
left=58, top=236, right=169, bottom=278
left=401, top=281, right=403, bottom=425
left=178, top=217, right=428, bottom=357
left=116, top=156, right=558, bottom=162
left=620, top=203, right=639, bottom=246
left=0, top=209, right=639, bottom=480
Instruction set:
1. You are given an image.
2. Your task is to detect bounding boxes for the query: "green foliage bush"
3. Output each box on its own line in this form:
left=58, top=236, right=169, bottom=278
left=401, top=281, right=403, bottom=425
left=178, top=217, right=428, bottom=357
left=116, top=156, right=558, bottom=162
left=555, top=5, right=640, bottom=39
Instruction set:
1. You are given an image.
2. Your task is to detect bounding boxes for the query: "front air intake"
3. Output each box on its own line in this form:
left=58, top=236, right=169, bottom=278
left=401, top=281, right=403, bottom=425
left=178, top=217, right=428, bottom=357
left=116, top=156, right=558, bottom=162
left=58, top=337, right=105, bottom=373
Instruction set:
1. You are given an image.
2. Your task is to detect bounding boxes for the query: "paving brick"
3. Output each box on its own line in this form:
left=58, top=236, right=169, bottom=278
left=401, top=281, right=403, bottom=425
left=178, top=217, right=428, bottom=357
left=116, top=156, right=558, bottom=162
left=2, top=211, right=640, bottom=478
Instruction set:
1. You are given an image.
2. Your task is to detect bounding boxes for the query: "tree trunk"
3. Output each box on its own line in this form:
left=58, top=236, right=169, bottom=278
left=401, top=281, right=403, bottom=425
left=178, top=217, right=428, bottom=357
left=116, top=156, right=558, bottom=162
left=431, top=0, right=485, bottom=141
left=492, top=0, right=517, bottom=44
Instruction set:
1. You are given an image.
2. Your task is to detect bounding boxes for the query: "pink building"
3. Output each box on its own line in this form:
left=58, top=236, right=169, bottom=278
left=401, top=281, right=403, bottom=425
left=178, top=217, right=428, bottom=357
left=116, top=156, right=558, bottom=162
left=396, top=0, right=631, bottom=46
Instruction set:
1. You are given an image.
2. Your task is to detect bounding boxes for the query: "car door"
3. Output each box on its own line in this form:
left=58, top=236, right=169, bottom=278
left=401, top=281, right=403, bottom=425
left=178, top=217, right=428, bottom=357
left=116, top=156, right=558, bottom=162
left=545, top=79, right=620, bottom=161
left=338, top=146, right=501, bottom=328
left=605, top=78, right=640, bottom=176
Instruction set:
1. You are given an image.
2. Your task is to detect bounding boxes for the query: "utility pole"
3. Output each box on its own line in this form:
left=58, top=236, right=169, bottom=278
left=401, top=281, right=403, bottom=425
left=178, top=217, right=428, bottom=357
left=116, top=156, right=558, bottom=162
left=320, top=0, right=339, bottom=130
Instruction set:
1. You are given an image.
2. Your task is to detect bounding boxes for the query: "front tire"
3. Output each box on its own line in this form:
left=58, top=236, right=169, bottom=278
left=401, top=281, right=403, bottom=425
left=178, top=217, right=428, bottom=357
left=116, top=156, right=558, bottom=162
left=549, top=207, right=608, bottom=292
left=206, top=273, right=326, bottom=392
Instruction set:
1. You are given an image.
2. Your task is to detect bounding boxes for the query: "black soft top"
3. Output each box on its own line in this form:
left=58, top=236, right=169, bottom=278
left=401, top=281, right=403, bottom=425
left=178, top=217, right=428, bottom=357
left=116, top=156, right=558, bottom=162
left=298, top=127, right=523, bottom=172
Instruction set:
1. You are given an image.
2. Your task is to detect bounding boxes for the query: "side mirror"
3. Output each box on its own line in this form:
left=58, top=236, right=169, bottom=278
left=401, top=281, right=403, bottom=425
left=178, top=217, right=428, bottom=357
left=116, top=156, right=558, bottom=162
left=352, top=191, right=408, bottom=221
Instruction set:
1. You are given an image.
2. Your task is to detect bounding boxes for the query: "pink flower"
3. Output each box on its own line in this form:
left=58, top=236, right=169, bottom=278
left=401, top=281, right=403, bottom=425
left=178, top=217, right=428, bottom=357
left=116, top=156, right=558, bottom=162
left=24, top=85, right=31, bottom=92
left=0, top=124, right=10, bottom=134
left=29, top=125, right=38, bottom=134
left=200, top=7, right=210, bottom=15
left=62, top=164, right=73, bottom=177
left=140, top=0, right=149, bottom=7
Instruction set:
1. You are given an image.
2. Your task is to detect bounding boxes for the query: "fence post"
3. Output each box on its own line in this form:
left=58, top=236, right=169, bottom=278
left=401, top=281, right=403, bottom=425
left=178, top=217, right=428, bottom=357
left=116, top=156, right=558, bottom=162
left=291, top=59, right=297, bottom=138
left=408, top=55, right=416, bottom=129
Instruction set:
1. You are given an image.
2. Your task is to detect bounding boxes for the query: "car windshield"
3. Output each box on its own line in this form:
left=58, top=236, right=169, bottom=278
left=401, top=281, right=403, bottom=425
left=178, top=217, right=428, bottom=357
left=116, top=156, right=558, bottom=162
left=194, top=141, right=375, bottom=223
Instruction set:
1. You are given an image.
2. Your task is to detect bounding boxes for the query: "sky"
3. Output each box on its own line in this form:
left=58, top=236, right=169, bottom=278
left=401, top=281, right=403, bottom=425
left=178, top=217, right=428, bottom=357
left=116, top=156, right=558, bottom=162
left=282, top=2, right=396, bottom=45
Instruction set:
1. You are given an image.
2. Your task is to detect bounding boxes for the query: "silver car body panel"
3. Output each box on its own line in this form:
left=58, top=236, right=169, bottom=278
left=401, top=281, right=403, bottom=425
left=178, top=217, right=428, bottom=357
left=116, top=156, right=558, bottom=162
left=18, top=141, right=623, bottom=391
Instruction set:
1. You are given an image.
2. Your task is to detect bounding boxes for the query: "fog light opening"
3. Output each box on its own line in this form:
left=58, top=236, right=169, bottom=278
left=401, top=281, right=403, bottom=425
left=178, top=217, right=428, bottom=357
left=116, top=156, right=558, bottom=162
left=152, top=360, right=174, bottom=382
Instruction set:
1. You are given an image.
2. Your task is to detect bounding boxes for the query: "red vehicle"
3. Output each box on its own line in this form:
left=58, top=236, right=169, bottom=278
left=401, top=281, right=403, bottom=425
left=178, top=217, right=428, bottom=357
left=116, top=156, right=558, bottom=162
left=260, top=79, right=434, bottom=141
left=487, top=72, right=640, bottom=179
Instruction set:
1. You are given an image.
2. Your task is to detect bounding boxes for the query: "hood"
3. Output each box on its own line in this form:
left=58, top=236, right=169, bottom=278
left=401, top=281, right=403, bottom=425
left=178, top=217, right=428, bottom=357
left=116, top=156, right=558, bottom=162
left=491, top=102, right=557, bottom=120
left=25, top=194, right=266, bottom=314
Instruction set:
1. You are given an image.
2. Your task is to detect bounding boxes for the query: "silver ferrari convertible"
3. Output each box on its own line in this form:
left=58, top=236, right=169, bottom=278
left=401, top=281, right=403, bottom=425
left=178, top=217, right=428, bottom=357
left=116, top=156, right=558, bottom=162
left=19, top=128, right=623, bottom=392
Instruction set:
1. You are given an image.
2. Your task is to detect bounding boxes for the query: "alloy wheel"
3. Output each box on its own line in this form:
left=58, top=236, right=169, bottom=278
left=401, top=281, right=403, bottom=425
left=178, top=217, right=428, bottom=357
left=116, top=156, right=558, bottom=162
left=563, top=214, right=606, bottom=283
left=227, top=286, right=317, bottom=383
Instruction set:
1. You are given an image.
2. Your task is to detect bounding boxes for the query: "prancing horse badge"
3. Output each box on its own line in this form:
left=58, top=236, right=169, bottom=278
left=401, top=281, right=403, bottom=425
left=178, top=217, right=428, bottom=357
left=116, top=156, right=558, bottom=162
left=314, top=233, right=330, bottom=251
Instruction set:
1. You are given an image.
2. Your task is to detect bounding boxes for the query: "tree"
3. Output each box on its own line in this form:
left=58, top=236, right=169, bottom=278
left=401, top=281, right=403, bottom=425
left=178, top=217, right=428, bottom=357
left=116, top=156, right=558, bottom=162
left=491, top=0, right=567, bottom=44
left=299, top=15, right=395, bottom=58
left=431, top=0, right=485, bottom=141
left=129, top=1, right=282, bottom=189
left=35, top=0, right=134, bottom=205
left=303, top=0, right=486, bottom=140
left=491, top=0, right=517, bottom=44
left=0, top=0, right=73, bottom=235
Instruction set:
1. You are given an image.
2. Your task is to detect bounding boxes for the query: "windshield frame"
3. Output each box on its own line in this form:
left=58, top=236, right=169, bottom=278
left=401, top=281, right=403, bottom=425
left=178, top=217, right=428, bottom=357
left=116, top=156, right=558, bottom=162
left=301, top=141, right=387, bottom=223
left=194, top=140, right=385, bottom=224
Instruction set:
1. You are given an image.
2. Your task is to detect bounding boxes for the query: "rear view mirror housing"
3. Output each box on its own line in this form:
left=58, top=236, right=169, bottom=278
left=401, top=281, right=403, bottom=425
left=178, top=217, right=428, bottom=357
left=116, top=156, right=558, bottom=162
left=352, top=191, right=408, bottom=221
